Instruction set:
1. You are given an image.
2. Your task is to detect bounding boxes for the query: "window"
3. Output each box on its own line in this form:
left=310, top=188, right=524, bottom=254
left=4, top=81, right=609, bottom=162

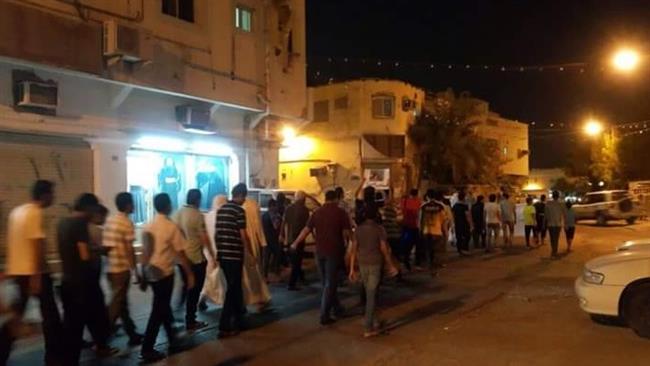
left=235, top=6, right=253, bottom=32
left=364, top=134, right=405, bottom=158
left=313, top=100, right=329, bottom=122
left=583, top=193, right=606, bottom=204
left=162, top=0, right=194, bottom=22
left=334, top=96, right=348, bottom=109
left=371, top=94, right=395, bottom=119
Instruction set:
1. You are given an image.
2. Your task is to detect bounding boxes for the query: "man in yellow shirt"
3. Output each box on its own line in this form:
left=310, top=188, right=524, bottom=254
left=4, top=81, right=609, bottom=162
left=523, top=196, right=537, bottom=248
left=419, top=190, right=449, bottom=277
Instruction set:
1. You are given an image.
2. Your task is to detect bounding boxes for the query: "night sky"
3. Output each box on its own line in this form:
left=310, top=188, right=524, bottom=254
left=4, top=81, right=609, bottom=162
left=306, top=0, right=650, bottom=169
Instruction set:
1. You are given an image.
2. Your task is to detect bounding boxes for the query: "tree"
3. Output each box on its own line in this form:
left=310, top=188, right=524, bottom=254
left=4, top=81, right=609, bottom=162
left=408, top=92, right=503, bottom=186
left=590, top=132, right=622, bottom=188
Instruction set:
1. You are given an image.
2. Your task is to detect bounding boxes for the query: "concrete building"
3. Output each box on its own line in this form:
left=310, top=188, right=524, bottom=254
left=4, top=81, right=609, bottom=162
left=426, top=90, right=530, bottom=179
left=0, top=0, right=306, bottom=258
left=279, top=79, right=424, bottom=199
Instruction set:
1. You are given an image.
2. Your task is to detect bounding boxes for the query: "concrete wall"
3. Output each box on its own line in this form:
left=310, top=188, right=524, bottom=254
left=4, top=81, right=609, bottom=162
left=476, top=116, right=530, bottom=177
left=0, top=0, right=307, bottom=118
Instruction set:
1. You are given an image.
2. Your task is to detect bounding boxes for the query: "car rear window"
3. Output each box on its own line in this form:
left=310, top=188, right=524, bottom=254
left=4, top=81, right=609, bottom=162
left=583, top=193, right=606, bottom=204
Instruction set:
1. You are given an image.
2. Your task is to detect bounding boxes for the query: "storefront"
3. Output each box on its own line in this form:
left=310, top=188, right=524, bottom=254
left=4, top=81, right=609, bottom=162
left=126, top=136, right=240, bottom=224
left=0, top=131, right=93, bottom=256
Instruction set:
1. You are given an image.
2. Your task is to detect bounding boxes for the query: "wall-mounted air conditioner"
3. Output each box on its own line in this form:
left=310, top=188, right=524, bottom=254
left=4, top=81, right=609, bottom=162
left=175, top=105, right=216, bottom=135
left=103, top=20, right=141, bottom=62
left=16, top=80, right=58, bottom=110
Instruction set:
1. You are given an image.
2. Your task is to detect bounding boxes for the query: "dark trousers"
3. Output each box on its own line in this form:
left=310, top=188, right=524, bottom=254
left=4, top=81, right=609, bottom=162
left=456, top=227, right=470, bottom=252
left=61, top=281, right=111, bottom=366
left=263, top=243, right=282, bottom=277
left=180, top=261, right=207, bottom=325
left=401, top=227, right=419, bottom=268
left=524, top=225, right=537, bottom=246
left=317, top=256, right=342, bottom=320
left=288, top=243, right=305, bottom=288
left=142, top=275, right=175, bottom=352
left=219, top=260, right=244, bottom=332
left=472, top=226, right=486, bottom=248
left=1, top=274, right=62, bottom=366
left=548, top=226, right=562, bottom=256
left=388, top=238, right=401, bottom=261
left=422, top=234, right=438, bottom=270
left=107, top=271, right=138, bottom=338
left=536, top=216, right=547, bottom=242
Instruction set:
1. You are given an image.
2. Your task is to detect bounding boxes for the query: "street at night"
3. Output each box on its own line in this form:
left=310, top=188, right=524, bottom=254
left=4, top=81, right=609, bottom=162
left=4, top=1, right=650, bottom=365
left=7, top=221, right=650, bottom=365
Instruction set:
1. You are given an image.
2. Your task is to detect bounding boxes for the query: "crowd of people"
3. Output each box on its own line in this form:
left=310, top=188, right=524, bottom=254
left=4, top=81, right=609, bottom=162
left=0, top=180, right=577, bottom=365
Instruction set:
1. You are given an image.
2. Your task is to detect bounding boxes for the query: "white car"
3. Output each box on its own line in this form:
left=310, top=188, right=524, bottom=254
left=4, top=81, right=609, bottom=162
left=575, top=241, right=650, bottom=337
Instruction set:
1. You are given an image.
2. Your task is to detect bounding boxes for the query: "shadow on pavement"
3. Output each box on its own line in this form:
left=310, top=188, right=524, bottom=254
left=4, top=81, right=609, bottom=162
left=382, top=294, right=468, bottom=332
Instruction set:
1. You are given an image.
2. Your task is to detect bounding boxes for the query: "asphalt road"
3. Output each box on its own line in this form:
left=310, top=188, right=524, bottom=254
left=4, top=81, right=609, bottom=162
left=7, top=220, right=650, bottom=365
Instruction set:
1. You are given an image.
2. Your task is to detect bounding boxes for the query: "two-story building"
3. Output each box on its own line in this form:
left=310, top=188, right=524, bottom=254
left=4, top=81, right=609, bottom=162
left=0, top=0, right=306, bottom=257
left=279, top=79, right=424, bottom=199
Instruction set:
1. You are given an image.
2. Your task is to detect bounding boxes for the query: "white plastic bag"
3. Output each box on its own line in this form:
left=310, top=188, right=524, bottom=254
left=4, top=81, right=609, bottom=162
left=201, top=263, right=226, bottom=306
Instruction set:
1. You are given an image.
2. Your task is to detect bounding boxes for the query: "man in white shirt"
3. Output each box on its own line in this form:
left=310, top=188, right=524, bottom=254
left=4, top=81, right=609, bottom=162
left=484, top=193, right=502, bottom=253
left=173, top=189, right=215, bottom=332
left=139, top=193, right=195, bottom=363
left=105, top=192, right=143, bottom=346
left=499, top=193, right=517, bottom=247
left=2, top=180, right=62, bottom=366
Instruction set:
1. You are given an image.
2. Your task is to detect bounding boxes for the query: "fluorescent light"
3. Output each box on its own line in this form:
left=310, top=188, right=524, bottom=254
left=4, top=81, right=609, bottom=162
left=135, top=136, right=187, bottom=152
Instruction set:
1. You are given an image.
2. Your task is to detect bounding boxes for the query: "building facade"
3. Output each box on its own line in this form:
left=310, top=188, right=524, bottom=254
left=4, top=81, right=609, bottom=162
left=279, top=79, right=424, bottom=200
left=0, top=0, right=306, bottom=258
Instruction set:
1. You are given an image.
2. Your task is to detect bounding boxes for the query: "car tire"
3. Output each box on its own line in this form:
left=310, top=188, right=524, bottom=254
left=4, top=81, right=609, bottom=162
left=623, top=283, right=650, bottom=338
left=626, top=217, right=637, bottom=225
left=596, top=213, right=607, bottom=226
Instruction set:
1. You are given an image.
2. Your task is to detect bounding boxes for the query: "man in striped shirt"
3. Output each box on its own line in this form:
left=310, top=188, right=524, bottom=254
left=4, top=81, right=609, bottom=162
left=215, top=183, right=250, bottom=338
left=104, top=192, right=143, bottom=345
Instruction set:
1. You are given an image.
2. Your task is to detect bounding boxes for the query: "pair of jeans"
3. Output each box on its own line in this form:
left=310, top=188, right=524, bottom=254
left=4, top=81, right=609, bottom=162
left=263, top=243, right=282, bottom=277
left=422, top=234, right=443, bottom=270
left=502, top=221, right=515, bottom=245
left=61, top=280, right=111, bottom=365
left=219, top=260, right=244, bottom=332
left=524, top=225, right=537, bottom=246
left=486, top=223, right=500, bottom=250
left=288, top=243, right=305, bottom=288
left=400, top=227, right=419, bottom=268
left=472, top=226, right=486, bottom=248
left=548, top=226, right=562, bottom=256
left=536, top=216, right=547, bottom=242
left=359, top=264, right=382, bottom=331
left=107, top=271, right=138, bottom=338
left=317, top=256, right=342, bottom=320
left=180, top=261, right=207, bottom=325
left=455, top=226, right=470, bottom=252
left=142, top=275, right=175, bottom=353
left=2, top=274, right=63, bottom=366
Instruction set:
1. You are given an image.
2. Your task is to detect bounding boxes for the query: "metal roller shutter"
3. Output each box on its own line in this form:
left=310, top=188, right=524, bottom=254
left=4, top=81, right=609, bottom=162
left=0, top=132, right=93, bottom=265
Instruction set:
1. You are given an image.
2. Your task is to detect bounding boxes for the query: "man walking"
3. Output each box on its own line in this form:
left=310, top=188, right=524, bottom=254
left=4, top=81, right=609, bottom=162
left=58, top=194, right=117, bottom=365
left=485, top=194, right=501, bottom=252
left=173, top=189, right=216, bottom=332
left=348, top=208, right=397, bottom=337
left=452, top=192, right=473, bottom=255
left=139, top=193, right=195, bottom=362
left=291, top=190, right=352, bottom=325
left=471, top=195, right=486, bottom=249
left=545, top=191, right=566, bottom=259
left=282, top=191, right=311, bottom=291
left=215, top=183, right=250, bottom=338
left=419, top=190, right=448, bottom=276
left=2, top=180, right=62, bottom=366
left=500, top=193, right=516, bottom=247
left=534, top=194, right=547, bottom=245
left=104, top=192, right=143, bottom=346
left=400, top=189, right=421, bottom=270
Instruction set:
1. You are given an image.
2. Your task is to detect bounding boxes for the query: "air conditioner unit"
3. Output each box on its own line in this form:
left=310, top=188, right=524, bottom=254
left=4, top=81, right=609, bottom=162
left=16, top=80, right=58, bottom=110
left=175, top=105, right=216, bottom=135
left=103, top=20, right=141, bottom=62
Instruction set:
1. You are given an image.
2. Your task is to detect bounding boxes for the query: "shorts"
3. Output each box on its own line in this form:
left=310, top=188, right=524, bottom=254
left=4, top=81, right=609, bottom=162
left=565, top=227, right=576, bottom=240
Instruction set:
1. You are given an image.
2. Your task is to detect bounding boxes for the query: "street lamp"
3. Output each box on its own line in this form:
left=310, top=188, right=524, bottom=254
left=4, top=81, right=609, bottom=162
left=611, top=48, right=641, bottom=72
left=584, top=119, right=605, bottom=137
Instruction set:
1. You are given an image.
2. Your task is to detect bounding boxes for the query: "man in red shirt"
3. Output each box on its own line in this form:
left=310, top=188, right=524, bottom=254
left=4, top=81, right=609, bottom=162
left=400, top=189, right=422, bottom=270
left=291, top=190, right=352, bottom=325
